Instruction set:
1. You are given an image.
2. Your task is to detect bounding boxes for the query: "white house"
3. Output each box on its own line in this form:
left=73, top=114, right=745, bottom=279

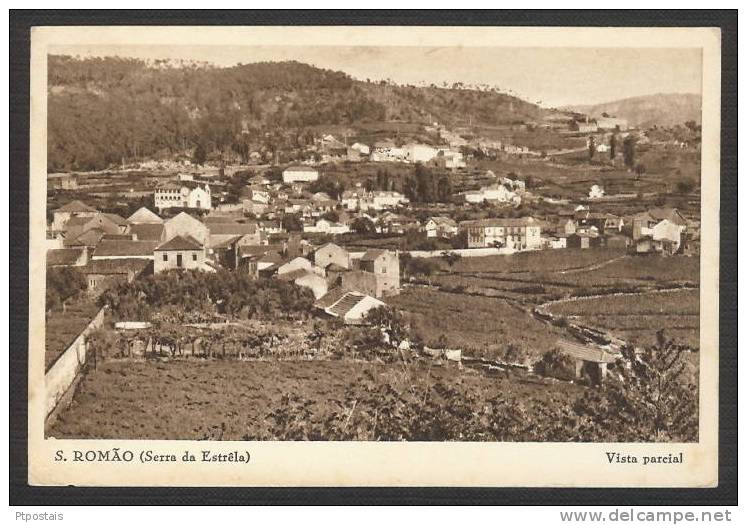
left=277, top=256, right=313, bottom=276
left=425, top=216, right=458, bottom=238
left=283, top=166, right=319, bottom=184
left=350, top=143, right=370, bottom=156
left=303, top=219, right=350, bottom=235
left=318, top=290, right=387, bottom=325
left=360, top=191, right=409, bottom=211
left=154, top=184, right=212, bottom=211
left=370, top=141, right=406, bottom=162
left=589, top=185, right=605, bottom=199
left=404, top=143, right=439, bottom=163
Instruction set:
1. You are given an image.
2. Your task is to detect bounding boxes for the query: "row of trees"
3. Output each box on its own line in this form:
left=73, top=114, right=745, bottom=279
left=99, top=269, right=315, bottom=321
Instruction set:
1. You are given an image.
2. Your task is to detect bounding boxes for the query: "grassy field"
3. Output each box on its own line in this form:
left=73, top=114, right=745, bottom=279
left=47, top=358, right=587, bottom=441
left=546, top=289, right=700, bottom=348
left=45, top=298, right=101, bottom=371
left=405, top=250, right=700, bottom=352
left=389, top=287, right=568, bottom=359
left=429, top=251, right=698, bottom=303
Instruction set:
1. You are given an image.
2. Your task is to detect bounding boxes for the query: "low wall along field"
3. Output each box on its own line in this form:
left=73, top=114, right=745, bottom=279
left=45, top=307, right=105, bottom=419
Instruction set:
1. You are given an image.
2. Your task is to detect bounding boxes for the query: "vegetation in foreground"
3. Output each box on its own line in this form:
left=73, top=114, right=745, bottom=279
left=49, top=330, right=697, bottom=442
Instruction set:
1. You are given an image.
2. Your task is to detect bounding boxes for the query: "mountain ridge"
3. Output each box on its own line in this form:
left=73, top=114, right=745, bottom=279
left=564, top=93, right=702, bottom=129
left=47, top=56, right=548, bottom=172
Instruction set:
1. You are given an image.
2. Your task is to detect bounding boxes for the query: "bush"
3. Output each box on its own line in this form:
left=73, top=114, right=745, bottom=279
left=46, top=266, right=86, bottom=311
left=536, top=348, right=576, bottom=381
left=100, top=269, right=315, bottom=321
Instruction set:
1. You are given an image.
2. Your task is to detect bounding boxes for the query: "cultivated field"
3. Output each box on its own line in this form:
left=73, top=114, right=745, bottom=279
left=545, top=288, right=700, bottom=349
left=389, top=287, right=568, bottom=359
left=48, top=358, right=588, bottom=441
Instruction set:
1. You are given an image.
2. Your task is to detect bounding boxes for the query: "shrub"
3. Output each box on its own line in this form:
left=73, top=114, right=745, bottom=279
left=536, top=348, right=576, bottom=381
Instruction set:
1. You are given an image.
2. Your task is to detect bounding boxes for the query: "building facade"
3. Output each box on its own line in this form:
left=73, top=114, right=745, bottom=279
left=461, top=217, right=542, bottom=250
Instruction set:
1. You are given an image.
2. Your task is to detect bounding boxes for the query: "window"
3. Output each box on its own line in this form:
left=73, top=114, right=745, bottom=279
left=192, top=254, right=197, bottom=261
left=162, top=253, right=168, bottom=261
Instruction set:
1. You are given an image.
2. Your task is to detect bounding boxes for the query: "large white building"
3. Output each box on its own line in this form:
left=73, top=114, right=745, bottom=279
left=283, top=166, right=319, bottom=183
left=154, top=184, right=212, bottom=211
left=461, top=217, right=542, bottom=250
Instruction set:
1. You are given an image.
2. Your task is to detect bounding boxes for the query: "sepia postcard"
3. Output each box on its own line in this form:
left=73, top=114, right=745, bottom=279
left=27, top=25, right=721, bottom=487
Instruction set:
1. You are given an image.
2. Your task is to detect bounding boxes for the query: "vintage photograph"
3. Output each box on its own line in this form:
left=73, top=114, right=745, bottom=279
left=40, top=40, right=706, bottom=444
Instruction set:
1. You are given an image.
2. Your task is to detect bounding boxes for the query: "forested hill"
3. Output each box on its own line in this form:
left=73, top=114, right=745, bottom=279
left=48, top=55, right=544, bottom=172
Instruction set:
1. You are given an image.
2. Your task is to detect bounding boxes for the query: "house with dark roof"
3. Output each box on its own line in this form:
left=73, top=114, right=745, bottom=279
left=205, top=221, right=262, bottom=249
left=314, top=289, right=386, bottom=325
left=63, top=228, right=106, bottom=249
left=129, top=223, right=166, bottom=242
left=63, top=212, right=129, bottom=243
left=46, top=248, right=88, bottom=267
left=91, top=240, right=159, bottom=261
left=52, top=200, right=97, bottom=231
left=82, top=259, right=152, bottom=295
left=154, top=235, right=207, bottom=273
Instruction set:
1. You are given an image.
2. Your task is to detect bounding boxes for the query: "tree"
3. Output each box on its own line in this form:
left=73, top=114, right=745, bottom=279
left=675, top=178, right=696, bottom=194
left=364, top=306, right=408, bottom=349
left=281, top=213, right=303, bottom=232
left=587, top=136, right=596, bottom=160
left=575, top=331, right=698, bottom=442
left=609, top=134, right=617, bottom=160
left=46, top=267, right=86, bottom=311
left=407, top=258, right=440, bottom=282
left=623, top=135, right=636, bottom=169
left=192, top=143, right=207, bottom=166
left=351, top=216, right=376, bottom=234
left=441, top=251, right=462, bottom=271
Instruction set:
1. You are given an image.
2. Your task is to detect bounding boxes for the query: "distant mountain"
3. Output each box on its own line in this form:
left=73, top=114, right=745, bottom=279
left=47, top=56, right=545, bottom=172
left=566, top=93, right=702, bottom=129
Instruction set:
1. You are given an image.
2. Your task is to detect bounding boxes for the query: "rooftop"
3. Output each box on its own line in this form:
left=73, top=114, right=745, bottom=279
left=56, top=200, right=97, bottom=213
left=93, top=240, right=160, bottom=258
left=155, top=235, right=203, bottom=252
left=46, top=248, right=85, bottom=266
left=83, top=258, right=152, bottom=276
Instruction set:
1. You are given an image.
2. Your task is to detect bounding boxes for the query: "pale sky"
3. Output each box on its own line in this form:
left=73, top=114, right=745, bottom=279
left=51, top=45, right=702, bottom=108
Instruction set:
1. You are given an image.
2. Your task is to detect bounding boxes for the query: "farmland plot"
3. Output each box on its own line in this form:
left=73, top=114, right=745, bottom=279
left=545, top=288, right=700, bottom=348
left=47, top=358, right=590, bottom=441
left=389, top=288, right=568, bottom=359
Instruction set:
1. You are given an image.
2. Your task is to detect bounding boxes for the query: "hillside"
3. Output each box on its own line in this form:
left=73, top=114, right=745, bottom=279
left=47, top=55, right=545, bottom=172
left=567, top=93, right=702, bottom=129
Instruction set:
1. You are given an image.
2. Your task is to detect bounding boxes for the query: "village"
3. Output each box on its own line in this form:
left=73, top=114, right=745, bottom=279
left=43, top=87, right=702, bottom=442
